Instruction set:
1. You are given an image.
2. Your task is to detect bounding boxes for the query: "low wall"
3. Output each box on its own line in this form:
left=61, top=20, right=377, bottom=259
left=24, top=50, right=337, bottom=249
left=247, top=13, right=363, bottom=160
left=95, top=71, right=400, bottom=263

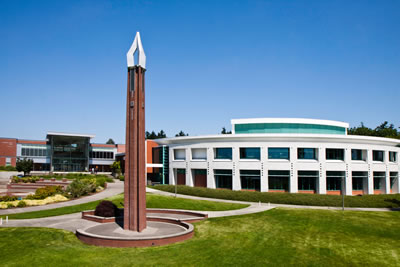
left=0, top=172, right=22, bottom=180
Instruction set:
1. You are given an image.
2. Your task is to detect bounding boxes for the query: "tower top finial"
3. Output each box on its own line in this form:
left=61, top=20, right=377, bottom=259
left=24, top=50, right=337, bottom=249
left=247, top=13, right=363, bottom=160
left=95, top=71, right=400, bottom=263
left=126, top=32, right=146, bottom=68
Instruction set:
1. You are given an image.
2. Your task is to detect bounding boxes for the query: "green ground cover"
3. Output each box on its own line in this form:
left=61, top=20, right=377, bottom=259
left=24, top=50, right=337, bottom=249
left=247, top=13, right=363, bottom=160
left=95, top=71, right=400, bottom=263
left=152, top=185, right=400, bottom=208
left=1, top=208, right=399, bottom=266
left=11, top=173, right=114, bottom=186
left=0, top=166, right=17, bottom=171
left=3, top=193, right=248, bottom=220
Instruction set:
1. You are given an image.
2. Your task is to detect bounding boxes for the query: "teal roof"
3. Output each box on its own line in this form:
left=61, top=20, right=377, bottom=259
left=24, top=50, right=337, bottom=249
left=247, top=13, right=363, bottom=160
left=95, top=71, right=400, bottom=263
left=234, top=123, right=346, bottom=135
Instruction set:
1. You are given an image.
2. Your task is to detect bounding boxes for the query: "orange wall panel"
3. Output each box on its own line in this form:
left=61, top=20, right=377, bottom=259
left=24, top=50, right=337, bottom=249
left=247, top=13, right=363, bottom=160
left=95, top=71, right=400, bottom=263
left=146, top=140, right=159, bottom=173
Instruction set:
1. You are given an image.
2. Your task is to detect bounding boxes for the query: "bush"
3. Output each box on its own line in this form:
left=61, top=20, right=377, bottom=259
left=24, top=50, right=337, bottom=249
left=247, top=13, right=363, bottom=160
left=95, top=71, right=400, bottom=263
left=11, top=176, right=39, bottom=184
left=94, top=177, right=107, bottom=188
left=26, top=186, right=64, bottom=200
left=17, top=201, right=27, bottom=207
left=7, top=203, right=14, bottom=209
left=0, top=165, right=17, bottom=171
left=0, top=195, right=18, bottom=202
left=94, top=200, right=120, bottom=217
left=65, top=178, right=97, bottom=198
left=119, top=175, right=125, bottom=181
left=151, top=185, right=400, bottom=209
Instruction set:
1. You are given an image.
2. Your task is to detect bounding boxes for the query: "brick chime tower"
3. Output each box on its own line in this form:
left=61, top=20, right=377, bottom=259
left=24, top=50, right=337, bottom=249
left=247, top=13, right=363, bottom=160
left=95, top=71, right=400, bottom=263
left=124, top=32, right=147, bottom=231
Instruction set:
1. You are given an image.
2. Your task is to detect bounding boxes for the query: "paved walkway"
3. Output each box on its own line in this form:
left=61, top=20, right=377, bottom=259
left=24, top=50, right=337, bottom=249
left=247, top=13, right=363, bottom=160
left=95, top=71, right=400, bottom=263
left=0, top=180, right=124, bottom=215
left=1, top=185, right=399, bottom=233
left=0, top=187, right=274, bottom=232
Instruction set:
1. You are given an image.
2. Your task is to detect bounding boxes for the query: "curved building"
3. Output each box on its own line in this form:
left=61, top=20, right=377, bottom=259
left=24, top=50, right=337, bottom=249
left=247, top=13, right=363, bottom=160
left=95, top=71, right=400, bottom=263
left=155, top=118, right=400, bottom=195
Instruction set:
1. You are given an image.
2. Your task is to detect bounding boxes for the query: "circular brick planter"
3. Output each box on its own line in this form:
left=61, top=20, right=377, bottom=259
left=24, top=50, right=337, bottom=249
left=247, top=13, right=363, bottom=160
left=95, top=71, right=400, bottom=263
left=76, top=219, right=194, bottom=247
left=77, top=209, right=207, bottom=247
left=81, top=209, right=207, bottom=224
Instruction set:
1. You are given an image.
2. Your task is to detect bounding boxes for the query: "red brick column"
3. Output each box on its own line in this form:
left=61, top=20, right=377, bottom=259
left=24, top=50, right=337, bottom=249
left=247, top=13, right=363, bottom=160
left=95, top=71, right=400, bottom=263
left=124, top=66, right=147, bottom=232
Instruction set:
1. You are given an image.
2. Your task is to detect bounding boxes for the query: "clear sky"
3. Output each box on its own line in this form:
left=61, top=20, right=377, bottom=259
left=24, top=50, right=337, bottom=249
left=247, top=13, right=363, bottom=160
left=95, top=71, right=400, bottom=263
left=1, top=0, right=399, bottom=144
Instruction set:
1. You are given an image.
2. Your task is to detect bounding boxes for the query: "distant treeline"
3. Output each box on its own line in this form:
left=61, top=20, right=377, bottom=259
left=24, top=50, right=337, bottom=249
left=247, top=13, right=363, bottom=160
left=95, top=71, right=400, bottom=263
left=348, top=121, right=400, bottom=139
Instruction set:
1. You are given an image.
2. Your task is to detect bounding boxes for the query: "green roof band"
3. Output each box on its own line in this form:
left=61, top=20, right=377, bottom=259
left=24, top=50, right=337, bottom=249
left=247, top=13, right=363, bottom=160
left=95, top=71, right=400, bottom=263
left=235, top=123, right=346, bottom=135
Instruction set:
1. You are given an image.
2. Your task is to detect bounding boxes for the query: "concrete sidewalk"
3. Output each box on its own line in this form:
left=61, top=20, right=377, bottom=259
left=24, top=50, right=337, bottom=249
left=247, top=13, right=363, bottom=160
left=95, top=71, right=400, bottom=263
left=0, top=180, right=124, bottom=215
left=146, top=187, right=400, bottom=212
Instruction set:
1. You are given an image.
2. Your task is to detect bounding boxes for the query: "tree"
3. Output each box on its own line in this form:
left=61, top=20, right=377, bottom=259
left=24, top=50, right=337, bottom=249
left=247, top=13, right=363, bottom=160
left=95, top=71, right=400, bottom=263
left=348, top=121, right=400, bottom=139
left=221, top=127, right=232, bottom=134
left=106, top=138, right=115, bottom=144
left=16, top=158, right=33, bottom=176
left=157, top=130, right=166, bottom=138
left=110, top=161, right=121, bottom=177
left=175, top=130, right=189, bottom=137
left=146, top=130, right=166, bottom=139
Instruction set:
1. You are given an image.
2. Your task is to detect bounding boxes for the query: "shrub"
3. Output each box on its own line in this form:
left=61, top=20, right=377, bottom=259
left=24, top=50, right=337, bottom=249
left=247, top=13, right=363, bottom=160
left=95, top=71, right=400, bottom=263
left=25, top=186, right=64, bottom=200
left=11, top=176, right=39, bottom=184
left=95, top=177, right=107, bottom=188
left=151, top=185, right=400, bottom=209
left=0, top=195, right=18, bottom=202
left=119, top=175, right=125, bottom=181
left=65, top=178, right=97, bottom=198
left=17, top=200, right=27, bottom=207
left=7, top=203, right=14, bottom=209
left=0, top=165, right=17, bottom=171
left=94, top=200, right=120, bottom=217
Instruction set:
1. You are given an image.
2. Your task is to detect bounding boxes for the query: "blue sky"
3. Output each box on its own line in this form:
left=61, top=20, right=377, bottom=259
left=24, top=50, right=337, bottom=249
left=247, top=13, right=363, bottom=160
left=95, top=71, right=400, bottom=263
left=1, top=0, right=399, bottom=144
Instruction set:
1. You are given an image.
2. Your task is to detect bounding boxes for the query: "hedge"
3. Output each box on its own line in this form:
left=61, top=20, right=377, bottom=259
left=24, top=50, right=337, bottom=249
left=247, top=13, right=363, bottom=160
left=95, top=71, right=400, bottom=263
left=151, top=185, right=400, bottom=208
left=0, top=166, right=17, bottom=171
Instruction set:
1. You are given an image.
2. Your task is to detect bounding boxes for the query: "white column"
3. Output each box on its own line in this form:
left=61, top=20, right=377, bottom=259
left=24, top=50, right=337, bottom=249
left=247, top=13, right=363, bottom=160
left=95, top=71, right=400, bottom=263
left=290, top=164, right=298, bottom=193
left=318, top=147, right=327, bottom=194
left=232, top=147, right=241, bottom=190
left=170, top=168, right=176, bottom=185
left=260, top=147, right=268, bottom=192
left=384, top=168, right=390, bottom=194
left=345, top=148, right=352, bottom=195
left=207, top=162, right=215, bottom=189
left=367, top=165, right=374, bottom=194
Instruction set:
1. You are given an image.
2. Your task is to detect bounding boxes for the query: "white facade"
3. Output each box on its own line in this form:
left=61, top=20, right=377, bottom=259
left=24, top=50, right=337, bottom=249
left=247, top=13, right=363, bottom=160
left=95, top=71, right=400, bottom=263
left=156, top=119, right=400, bottom=195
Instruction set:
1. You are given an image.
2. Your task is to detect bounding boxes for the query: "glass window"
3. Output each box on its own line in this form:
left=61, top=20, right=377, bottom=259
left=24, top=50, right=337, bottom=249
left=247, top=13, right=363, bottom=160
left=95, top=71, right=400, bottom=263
left=373, top=172, right=385, bottom=190
left=351, top=149, right=363, bottom=161
left=297, top=148, right=317, bottom=160
left=298, top=171, right=318, bottom=191
left=174, top=149, right=186, bottom=160
left=21, top=148, right=26, bottom=156
left=240, top=148, right=260, bottom=160
left=50, top=135, right=90, bottom=172
left=240, top=170, right=260, bottom=191
left=214, top=169, right=232, bottom=189
left=326, top=171, right=344, bottom=191
left=214, top=148, right=232, bottom=160
left=268, top=170, right=290, bottom=191
left=5, top=157, right=11, bottom=166
left=268, top=148, right=290, bottom=160
left=326, top=149, right=344, bottom=160
left=352, top=171, right=367, bottom=190
left=373, top=150, right=384, bottom=162
left=192, top=148, right=207, bottom=160
left=390, top=172, right=398, bottom=189
left=389, top=152, right=397, bottom=162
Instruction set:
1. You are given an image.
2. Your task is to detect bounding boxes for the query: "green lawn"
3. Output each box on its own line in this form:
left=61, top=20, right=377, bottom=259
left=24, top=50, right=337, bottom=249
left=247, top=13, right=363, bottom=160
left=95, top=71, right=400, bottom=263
left=1, top=208, right=399, bottom=266
left=3, top=193, right=248, bottom=220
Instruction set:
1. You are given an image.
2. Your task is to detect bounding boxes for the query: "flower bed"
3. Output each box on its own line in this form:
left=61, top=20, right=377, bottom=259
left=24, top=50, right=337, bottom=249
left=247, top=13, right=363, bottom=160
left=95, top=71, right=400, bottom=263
left=0, top=194, right=68, bottom=209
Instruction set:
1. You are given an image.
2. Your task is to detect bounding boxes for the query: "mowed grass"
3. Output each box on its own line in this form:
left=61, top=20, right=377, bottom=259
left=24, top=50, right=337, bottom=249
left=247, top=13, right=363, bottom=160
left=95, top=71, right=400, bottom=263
left=1, top=208, right=399, bottom=266
left=3, top=193, right=248, bottom=220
